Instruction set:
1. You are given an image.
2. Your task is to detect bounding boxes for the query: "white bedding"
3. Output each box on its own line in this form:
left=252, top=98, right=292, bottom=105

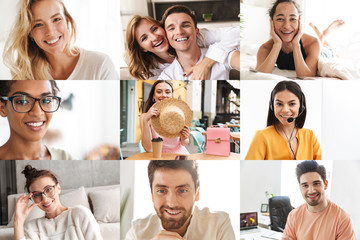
left=240, top=43, right=360, bottom=80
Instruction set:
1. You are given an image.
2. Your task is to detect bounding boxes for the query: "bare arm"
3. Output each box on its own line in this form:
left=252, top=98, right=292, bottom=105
left=140, top=108, right=159, bottom=152
left=256, top=19, right=282, bottom=73
left=230, top=51, right=240, bottom=71
left=292, top=18, right=320, bottom=77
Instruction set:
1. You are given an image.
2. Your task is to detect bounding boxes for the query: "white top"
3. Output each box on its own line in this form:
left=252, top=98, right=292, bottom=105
left=125, top=206, right=236, bottom=240
left=47, top=146, right=73, bottom=160
left=158, top=48, right=234, bottom=80
left=149, top=27, right=240, bottom=79
left=67, top=48, right=119, bottom=80
left=22, top=205, right=103, bottom=240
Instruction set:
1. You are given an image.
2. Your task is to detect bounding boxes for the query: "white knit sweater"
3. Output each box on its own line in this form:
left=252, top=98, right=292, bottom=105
left=22, top=205, right=103, bottom=240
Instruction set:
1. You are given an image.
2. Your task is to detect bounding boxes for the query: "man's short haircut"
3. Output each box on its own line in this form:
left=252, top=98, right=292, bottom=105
left=148, top=160, right=200, bottom=191
left=295, top=160, right=326, bottom=184
left=161, top=5, right=197, bottom=29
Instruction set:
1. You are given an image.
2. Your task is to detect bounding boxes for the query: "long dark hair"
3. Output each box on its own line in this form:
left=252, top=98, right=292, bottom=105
left=143, top=80, right=173, bottom=113
left=268, top=0, right=302, bottom=19
left=267, top=80, right=306, bottom=128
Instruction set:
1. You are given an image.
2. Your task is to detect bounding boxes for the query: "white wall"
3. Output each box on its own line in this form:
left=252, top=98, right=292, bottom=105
left=331, top=161, right=360, bottom=238
left=240, top=80, right=322, bottom=159
left=322, top=80, right=360, bottom=160
left=240, top=161, right=282, bottom=213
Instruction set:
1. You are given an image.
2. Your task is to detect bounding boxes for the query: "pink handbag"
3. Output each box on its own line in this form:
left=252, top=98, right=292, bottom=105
left=205, top=126, right=231, bottom=156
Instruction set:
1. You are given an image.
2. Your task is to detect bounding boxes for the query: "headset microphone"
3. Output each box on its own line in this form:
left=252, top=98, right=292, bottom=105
left=287, top=106, right=305, bottom=123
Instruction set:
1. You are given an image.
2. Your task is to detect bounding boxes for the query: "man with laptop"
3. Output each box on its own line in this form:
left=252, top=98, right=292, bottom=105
left=282, top=161, right=356, bottom=240
left=125, top=160, right=235, bottom=240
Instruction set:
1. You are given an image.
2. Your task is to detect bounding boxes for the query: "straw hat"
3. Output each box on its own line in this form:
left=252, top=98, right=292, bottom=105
left=151, top=98, right=193, bottom=138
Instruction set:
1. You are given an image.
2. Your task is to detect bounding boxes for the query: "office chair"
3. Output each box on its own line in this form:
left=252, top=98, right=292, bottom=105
left=269, top=196, right=293, bottom=232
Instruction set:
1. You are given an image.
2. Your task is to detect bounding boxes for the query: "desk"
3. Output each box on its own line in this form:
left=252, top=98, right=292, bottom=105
left=240, top=227, right=283, bottom=240
left=125, top=152, right=240, bottom=160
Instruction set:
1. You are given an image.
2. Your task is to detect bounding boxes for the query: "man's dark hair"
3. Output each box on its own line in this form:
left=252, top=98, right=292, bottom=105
left=296, top=160, right=326, bottom=184
left=161, top=5, right=197, bottom=29
left=148, top=160, right=199, bottom=191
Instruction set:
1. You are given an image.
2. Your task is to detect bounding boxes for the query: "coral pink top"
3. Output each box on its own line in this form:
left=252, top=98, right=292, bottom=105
left=150, top=125, right=190, bottom=155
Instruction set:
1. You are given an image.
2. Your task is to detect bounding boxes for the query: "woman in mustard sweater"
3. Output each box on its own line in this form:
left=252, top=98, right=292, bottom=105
left=245, top=80, right=321, bottom=160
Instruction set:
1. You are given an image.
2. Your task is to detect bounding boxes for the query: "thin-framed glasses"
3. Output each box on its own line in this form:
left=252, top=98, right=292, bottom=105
left=0, top=95, right=62, bottom=113
left=30, top=185, right=57, bottom=203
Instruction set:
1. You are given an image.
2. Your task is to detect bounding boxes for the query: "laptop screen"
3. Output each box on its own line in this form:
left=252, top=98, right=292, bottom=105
left=240, top=212, right=258, bottom=230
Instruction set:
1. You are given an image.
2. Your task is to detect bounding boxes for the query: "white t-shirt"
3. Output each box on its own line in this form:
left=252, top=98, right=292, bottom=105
left=158, top=48, right=234, bottom=80
left=67, top=48, right=119, bottom=80
left=149, top=27, right=240, bottom=79
left=125, top=206, right=236, bottom=240
left=23, top=205, right=103, bottom=240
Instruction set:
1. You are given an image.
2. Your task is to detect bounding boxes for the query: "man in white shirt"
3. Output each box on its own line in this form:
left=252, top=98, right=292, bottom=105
left=125, top=160, right=235, bottom=240
left=158, top=5, right=239, bottom=80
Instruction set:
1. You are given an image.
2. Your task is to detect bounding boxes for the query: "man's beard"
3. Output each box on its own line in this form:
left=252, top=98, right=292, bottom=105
left=156, top=205, right=192, bottom=230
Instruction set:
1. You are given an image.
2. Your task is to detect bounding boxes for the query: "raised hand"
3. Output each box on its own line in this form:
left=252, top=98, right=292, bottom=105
left=180, top=125, right=191, bottom=140
left=270, top=19, right=282, bottom=45
left=291, top=15, right=303, bottom=46
left=145, top=106, right=160, bottom=122
left=14, top=193, right=39, bottom=224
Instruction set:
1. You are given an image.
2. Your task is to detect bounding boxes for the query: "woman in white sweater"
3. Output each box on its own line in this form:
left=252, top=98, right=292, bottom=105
left=14, top=165, right=103, bottom=240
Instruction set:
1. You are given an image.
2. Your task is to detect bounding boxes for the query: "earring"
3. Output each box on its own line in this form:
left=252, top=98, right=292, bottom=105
left=153, top=98, right=156, bottom=102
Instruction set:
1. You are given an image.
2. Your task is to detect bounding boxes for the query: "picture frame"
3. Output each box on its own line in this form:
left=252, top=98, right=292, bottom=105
left=261, top=203, right=268, bottom=213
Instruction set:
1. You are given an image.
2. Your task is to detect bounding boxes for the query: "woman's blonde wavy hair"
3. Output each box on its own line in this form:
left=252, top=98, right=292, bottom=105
left=2, top=0, right=78, bottom=80
left=125, top=15, right=164, bottom=80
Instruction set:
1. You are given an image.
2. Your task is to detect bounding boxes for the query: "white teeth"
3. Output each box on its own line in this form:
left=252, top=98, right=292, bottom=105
left=175, top=37, right=188, bottom=42
left=26, top=122, right=44, bottom=127
left=166, top=209, right=180, bottom=215
left=46, top=37, right=60, bottom=44
left=44, top=202, right=51, bottom=207
left=154, top=40, right=163, bottom=47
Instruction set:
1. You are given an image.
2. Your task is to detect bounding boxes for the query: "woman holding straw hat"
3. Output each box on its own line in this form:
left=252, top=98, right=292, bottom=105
left=140, top=80, right=191, bottom=154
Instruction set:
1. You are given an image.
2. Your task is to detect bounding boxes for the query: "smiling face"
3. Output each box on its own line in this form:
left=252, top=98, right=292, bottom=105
left=30, top=0, right=69, bottom=56
left=29, top=176, right=61, bottom=214
left=135, top=19, right=169, bottom=55
left=0, top=80, right=54, bottom=142
left=153, top=82, right=173, bottom=103
left=164, top=12, right=199, bottom=53
left=273, top=89, right=300, bottom=126
left=299, top=172, right=328, bottom=207
left=152, top=168, right=199, bottom=232
left=273, top=2, right=299, bottom=42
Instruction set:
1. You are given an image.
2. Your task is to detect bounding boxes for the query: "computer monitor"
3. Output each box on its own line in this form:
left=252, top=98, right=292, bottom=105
left=240, top=212, right=258, bottom=230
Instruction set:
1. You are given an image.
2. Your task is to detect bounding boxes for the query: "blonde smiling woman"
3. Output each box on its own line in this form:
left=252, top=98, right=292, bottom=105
left=3, top=0, right=118, bottom=80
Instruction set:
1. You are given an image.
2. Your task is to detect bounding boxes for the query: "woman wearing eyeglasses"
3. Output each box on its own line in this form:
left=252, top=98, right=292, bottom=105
left=0, top=80, right=72, bottom=160
left=14, top=165, right=102, bottom=240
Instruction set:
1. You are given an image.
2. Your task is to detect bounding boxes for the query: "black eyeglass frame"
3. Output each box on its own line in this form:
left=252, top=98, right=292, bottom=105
left=30, top=185, right=57, bottom=203
left=0, top=95, right=62, bottom=113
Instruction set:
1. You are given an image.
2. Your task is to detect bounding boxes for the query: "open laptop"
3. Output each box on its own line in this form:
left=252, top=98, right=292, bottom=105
left=240, top=212, right=261, bottom=234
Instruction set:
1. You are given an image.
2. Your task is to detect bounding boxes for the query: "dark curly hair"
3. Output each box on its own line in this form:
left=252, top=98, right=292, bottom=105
left=295, top=160, right=326, bottom=184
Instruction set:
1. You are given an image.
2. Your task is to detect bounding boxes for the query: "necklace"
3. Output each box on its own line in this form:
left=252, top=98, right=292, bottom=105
left=277, top=124, right=297, bottom=160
